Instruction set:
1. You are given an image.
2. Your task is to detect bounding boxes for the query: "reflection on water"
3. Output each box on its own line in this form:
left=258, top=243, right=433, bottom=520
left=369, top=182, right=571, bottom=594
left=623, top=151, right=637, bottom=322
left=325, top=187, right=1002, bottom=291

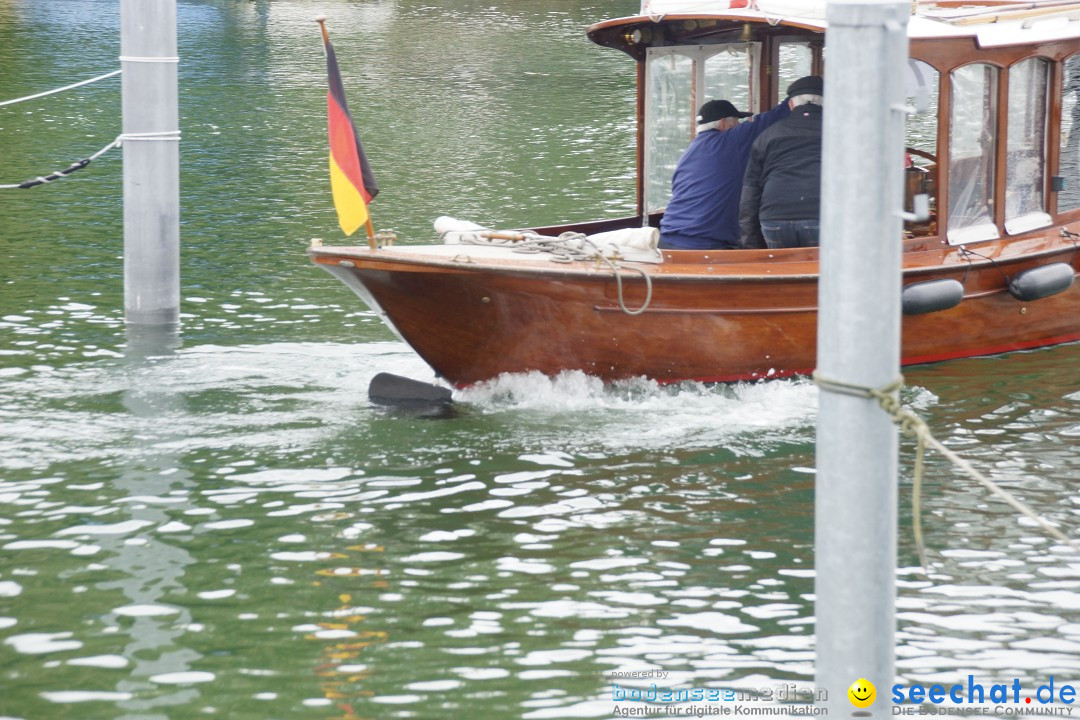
left=1, top=338, right=1078, bottom=717
left=2, top=0, right=1080, bottom=718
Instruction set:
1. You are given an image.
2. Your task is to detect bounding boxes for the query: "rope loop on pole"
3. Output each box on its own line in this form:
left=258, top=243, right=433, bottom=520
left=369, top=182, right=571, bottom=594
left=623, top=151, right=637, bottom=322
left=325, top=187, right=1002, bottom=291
left=813, top=370, right=1079, bottom=572
left=813, top=372, right=904, bottom=399
left=118, top=56, right=180, bottom=63
left=118, top=130, right=182, bottom=143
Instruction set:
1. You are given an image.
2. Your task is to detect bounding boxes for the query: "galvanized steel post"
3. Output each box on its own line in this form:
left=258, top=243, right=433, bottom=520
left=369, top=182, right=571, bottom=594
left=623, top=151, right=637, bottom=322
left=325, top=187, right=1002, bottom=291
left=120, top=0, right=180, bottom=325
left=816, top=0, right=908, bottom=713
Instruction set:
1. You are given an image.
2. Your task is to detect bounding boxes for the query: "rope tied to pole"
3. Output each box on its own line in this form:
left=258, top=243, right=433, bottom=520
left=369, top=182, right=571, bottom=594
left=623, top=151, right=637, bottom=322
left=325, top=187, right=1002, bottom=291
left=0, top=69, right=121, bottom=108
left=0, top=136, right=122, bottom=190
left=118, top=55, right=180, bottom=63
left=813, top=371, right=1080, bottom=572
left=118, top=130, right=182, bottom=142
left=0, top=57, right=180, bottom=189
left=0, top=131, right=181, bottom=190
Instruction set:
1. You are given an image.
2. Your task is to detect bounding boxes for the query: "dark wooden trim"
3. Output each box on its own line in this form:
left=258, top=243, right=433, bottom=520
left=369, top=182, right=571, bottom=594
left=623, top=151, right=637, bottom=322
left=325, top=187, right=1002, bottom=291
left=1038, top=56, right=1056, bottom=221
left=636, top=60, right=646, bottom=218
left=994, top=62, right=1008, bottom=230
left=810, top=37, right=824, bottom=77
left=938, top=67, right=953, bottom=235
left=1049, top=54, right=1065, bottom=217
left=911, top=36, right=1080, bottom=72
left=761, top=33, right=776, bottom=110
left=594, top=304, right=818, bottom=315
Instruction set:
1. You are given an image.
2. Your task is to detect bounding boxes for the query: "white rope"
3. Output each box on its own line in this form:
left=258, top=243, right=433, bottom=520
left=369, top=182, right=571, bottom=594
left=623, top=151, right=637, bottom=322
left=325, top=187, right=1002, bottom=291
left=87, top=138, right=121, bottom=160
left=0, top=130, right=183, bottom=189
left=450, top=231, right=655, bottom=315
left=0, top=69, right=121, bottom=108
left=118, top=56, right=179, bottom=63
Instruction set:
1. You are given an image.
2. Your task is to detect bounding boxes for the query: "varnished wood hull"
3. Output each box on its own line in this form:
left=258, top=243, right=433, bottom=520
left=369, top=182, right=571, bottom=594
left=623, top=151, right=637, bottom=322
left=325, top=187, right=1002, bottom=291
left=311, top=231, right=1080, bottom=387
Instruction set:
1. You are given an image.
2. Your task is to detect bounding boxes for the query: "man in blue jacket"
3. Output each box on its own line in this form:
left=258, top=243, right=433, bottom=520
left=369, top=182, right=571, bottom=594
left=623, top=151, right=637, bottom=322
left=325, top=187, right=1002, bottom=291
left=659, top=97, right=790, bottom=250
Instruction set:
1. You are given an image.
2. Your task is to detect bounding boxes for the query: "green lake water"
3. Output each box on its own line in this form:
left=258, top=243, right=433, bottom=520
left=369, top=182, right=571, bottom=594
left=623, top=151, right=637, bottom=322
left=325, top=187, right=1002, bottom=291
left=1, top=2, right=1080, bottom=719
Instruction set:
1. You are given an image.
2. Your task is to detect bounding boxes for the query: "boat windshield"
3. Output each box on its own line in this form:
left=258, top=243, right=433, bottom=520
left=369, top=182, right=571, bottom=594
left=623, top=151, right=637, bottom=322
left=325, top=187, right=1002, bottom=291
left=904, top=60, right=938, bottom=233
left=947, top=63, right=1000, bottom=244
left=644, top=42, right=771, bottom=214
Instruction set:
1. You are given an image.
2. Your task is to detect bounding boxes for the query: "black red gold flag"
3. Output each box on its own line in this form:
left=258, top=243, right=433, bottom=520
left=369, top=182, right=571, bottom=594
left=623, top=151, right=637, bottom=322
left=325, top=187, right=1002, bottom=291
left=322, top=29, right=378, bottom=236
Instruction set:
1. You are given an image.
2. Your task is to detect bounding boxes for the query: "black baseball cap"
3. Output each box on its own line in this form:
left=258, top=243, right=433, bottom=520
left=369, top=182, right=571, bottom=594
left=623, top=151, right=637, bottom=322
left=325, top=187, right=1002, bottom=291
left=787, top=75, right=824, bottom=97
left=697, top=99, right=752, bottom=123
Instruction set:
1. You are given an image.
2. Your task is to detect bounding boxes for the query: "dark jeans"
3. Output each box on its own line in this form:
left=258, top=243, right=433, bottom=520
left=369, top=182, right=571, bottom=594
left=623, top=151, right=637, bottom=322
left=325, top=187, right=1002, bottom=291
left=658, top=234, right=739, bottom=250
left=761, top=219, right=820, bottom=249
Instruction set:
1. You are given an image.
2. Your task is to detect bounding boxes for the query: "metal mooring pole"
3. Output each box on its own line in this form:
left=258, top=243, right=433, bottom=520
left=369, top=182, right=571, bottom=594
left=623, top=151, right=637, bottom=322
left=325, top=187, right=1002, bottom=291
left=816, top=0, right=908, bottom=714
left=120, top=0, right=180, bottom=325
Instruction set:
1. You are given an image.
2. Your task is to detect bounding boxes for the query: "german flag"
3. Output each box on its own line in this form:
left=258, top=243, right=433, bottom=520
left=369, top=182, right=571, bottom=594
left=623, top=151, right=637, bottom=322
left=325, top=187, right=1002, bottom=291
left=320, top=22, right=378, bottom=237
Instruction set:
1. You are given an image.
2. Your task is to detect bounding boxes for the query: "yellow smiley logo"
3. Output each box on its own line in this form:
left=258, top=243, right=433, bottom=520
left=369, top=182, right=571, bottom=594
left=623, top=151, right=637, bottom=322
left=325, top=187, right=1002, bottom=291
left=848, top=678, right=876, bottom=709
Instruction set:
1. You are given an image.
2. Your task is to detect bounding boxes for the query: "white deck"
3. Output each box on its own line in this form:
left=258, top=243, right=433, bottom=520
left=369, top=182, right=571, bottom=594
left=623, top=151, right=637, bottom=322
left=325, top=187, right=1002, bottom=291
left=316, top=240, right=665, bottom=267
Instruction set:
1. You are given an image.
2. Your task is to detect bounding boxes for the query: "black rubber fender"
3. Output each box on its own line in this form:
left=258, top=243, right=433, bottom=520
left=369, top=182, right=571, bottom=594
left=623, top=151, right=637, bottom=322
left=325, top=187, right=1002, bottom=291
left=1007, top=262, right=1075, bottom=302
left=902, top=278, right=964, bottom=315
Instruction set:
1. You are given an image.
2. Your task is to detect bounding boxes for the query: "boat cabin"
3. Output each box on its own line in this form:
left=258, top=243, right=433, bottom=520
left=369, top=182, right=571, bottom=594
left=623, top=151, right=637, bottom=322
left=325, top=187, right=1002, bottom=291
left=586, top=0, right=1080, bottom=248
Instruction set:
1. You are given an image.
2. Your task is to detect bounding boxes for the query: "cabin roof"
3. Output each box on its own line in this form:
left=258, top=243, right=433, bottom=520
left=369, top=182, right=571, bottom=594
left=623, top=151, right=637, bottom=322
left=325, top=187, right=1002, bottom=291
left=588, top=1, right=1080, bottom=53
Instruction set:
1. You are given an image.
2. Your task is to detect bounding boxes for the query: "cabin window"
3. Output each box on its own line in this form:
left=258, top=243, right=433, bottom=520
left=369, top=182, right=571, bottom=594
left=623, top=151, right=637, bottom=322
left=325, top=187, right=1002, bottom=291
left=778, top=41, right=813, bottom=96
left=904, top=60, right=938, bottom=230
left=645, top=49, right=693, bottom=215
left=1059, top=54, right=1080, bottom=212
left=704, top=46, right=754, bottom=113
left=947, top=63, right=1000, bottom=244
left=1004, top=57, right=1051, bottom=234
left=644, top=44, right=761, bottom=216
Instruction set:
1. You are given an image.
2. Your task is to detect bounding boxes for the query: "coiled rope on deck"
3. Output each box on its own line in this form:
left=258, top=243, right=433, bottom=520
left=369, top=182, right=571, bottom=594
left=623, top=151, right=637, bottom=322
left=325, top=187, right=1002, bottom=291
left=453, top=230, right=655, bottom=315
left=814, top=371, right=1080, bottom=572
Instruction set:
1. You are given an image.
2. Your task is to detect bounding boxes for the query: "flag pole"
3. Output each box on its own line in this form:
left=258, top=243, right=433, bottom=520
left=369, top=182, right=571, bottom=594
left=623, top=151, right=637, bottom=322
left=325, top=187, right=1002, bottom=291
left=316, top=15, right=378, bottom=250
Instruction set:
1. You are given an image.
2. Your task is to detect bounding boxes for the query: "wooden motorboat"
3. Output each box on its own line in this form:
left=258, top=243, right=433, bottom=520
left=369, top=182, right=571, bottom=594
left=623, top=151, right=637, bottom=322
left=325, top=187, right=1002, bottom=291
left=310, top=0, right=1080, bottom=387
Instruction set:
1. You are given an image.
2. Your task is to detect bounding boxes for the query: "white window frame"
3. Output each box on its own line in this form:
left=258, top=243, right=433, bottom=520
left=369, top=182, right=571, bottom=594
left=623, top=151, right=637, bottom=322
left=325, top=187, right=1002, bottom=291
left=1004, top=57, right=1052, bottom=235
left=946, top=62, right=1001, bottom=246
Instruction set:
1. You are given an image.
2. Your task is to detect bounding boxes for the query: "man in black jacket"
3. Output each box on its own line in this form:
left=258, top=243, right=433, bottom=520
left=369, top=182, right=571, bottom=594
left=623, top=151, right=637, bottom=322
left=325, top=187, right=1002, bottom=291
left=738, top=75, right=823, bottom=249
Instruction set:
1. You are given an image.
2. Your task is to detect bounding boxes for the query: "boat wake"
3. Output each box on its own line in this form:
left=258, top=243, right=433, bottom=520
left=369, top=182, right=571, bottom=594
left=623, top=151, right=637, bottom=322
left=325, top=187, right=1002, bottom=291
left=459, top=368, right=813, bottom=409
left=456, top=370, right=815, bottom=448
left=455, top=368, right=939, bottom=453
